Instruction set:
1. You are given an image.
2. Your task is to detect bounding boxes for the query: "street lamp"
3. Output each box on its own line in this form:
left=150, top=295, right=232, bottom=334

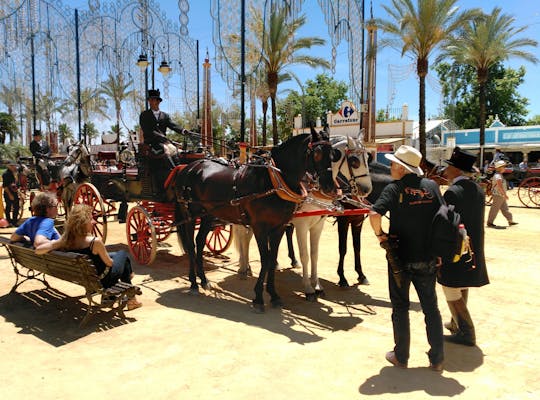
left=136, top=40, right=172, bottom=110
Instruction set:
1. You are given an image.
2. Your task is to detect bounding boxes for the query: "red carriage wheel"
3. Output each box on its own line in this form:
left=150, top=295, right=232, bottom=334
left=518, top=177, right=539, bottom=208
left=126, top=205, right=157, bottom=265
left=206, top=223, right=234, bottom=254
left=191, top=219, right=233, bottom=255
left=74, top=183, right=108, bottom=241
left=524, top=177, right=540, bottom=208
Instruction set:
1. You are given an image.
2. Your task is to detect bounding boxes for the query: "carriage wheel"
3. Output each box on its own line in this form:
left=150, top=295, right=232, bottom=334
left=518, top=177, right=539, bottom=208
left=193, top=220, right=234, bottom=255
left=74, top=183, right=108, bottom=241
left=529, top=178, right=540, bottom=207
left=126, top=205, right=157, bottom=265
left=206, top=224, right=233, bottom=254
left=518, top=177, right=540, bottom=208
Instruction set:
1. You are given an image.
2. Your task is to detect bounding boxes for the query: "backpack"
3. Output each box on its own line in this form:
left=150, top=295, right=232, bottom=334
left=429, top=203, right=466, bottom=262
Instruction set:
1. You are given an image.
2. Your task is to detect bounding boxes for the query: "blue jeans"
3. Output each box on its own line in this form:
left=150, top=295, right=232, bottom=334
left=101, top=250, right=133, bottom=288
left=388, top=260, right=444, bottom=365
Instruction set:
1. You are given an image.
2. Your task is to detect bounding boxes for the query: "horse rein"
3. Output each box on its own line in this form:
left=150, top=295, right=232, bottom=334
left=335, top=141, right=370, bottom=197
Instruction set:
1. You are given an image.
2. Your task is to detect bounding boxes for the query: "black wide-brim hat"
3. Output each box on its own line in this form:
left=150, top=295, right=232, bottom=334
left=147, top=89, right=162, bottom=102
left=33, top=129, right=42, bottom=136
left=445, top=147, right=477, bottom=172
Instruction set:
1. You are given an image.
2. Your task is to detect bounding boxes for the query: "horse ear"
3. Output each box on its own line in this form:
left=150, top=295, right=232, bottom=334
left=347, top=136, right=356, bottom=149
left=331, top=148, right=342, bottom=162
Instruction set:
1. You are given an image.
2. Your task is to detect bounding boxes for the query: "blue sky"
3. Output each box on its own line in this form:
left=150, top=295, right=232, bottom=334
left=71, top=0, right=540, bottom=123
left=185, top=0, right=540, bottom=122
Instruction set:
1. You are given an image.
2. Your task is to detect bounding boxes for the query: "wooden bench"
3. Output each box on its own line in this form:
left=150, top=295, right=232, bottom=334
left=0, top=236, right=141, bottom=326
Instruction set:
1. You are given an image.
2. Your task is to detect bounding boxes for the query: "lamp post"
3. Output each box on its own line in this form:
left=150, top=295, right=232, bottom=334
left=136, top=40, right=172, bottom=110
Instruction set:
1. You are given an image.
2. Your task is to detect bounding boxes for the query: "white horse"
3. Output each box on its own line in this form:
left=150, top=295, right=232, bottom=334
left=235, top=134, right=372, bottom=300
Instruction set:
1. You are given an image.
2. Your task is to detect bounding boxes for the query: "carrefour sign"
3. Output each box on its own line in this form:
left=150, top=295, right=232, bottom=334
left=331, top=101, right=359, bottom=125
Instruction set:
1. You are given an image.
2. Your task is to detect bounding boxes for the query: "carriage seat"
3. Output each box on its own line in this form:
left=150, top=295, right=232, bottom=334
left=97, top=151, right=117, bottom=161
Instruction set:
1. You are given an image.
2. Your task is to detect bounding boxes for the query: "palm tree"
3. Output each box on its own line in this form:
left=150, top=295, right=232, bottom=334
left=258, top=6, right=330, bottom=144
left=36, top=92, right=69, bottom=140
left=100, top=73, right=137, bottom=141
left=437, top=7, right=538, bottom=163
left=62, top=87, right=109, bottom=129
left=377, top=0, right=479, bottom=158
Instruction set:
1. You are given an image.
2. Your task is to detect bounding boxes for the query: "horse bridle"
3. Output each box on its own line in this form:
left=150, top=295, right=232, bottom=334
left=334, top=141, right=370, bottom=198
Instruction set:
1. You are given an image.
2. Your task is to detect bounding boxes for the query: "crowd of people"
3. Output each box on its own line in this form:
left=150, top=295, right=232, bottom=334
left=2, top=88, right=523, bottom=373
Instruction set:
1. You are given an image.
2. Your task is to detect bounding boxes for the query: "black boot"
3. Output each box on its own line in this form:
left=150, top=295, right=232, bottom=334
left=444, top=298, right=476, bottom=346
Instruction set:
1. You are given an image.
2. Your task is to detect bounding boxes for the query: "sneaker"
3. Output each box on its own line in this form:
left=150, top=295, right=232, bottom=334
left=385, top=351, right=407, bottom=369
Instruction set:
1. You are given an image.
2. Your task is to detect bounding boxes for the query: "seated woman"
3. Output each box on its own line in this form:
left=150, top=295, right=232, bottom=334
left=11, top=191, right=60, bottom=247
left=35, top=204, right=142, bottom=310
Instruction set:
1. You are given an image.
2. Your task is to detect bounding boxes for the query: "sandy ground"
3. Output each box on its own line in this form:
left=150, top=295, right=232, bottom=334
left=0, top=190, right=539, bottom=400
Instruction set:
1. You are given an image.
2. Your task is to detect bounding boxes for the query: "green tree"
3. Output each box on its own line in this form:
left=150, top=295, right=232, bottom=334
left=0, top=112, right=19, bottom=144
left=62, top=87, right=109, bottom=128
left=527, top=115, right=540, bottom=126
left=437, top=7, right=538, bottom=163
left=258, top=6, right=330, bottom=144
left=277, top=74, right=348, bottom=134
left=435, top=62, right=530, bottom=128
left=58, top=123, right=74, bottom=145
left=100, top=74, right=137, bottom=142
left=36, top=92, right=68, bottom=138
left=377, top=0, right=478, bottom=157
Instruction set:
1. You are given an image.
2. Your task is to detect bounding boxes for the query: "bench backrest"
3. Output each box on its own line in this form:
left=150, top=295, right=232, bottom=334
left=0, top=237, right=103, bottom=293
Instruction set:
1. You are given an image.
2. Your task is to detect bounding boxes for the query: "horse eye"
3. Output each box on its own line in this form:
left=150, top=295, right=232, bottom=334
left=348, top=156, right=361, bottom=168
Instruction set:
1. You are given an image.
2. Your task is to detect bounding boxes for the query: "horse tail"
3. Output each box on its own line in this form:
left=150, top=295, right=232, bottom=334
left=174, top=203, right=190, bottom=255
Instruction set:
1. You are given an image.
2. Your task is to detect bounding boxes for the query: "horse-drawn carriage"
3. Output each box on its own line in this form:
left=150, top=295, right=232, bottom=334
left=65, top=140, right=234, bottom=265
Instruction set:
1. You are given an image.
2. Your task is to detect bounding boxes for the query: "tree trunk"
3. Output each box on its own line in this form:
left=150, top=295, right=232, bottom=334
left=271, top=95, right=278, bottom=145
left=267, top=71, right=279, bottom=145
left=262, top=100, right=268, bottom=146
left=478, top=68, right=488, bottom=165
left=417, top=58, right=429, bottom=159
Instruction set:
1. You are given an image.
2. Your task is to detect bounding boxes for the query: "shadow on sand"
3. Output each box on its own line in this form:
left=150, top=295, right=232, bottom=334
left=0, top=287, right=136, bottom=347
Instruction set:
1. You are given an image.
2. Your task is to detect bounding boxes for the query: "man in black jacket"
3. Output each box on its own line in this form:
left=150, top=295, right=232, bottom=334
left=369, top=145, right=445, bottom=372
left=438, top=147, right=489, bottom=347
left=139, top=89, right=188, bottom=167
left=2, top=160, right=20, bottom=227
left=29, top=130, right=52, bottom=187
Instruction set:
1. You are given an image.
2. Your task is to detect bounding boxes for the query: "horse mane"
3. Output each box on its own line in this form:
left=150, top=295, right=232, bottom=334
left=366, top=161, right=393, bottom=204
left=271, top=134, right=311, bottom=186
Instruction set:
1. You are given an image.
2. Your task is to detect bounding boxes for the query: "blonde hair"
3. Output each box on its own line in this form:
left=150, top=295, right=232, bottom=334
left=61, top=204, right=93, bottom=249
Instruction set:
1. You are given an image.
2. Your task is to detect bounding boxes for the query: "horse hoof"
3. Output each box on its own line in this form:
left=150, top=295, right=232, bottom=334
left=251, top=302, right=265, bottom=313
left=305, top=293, right=318, bottom=302
left=202, top=281, right=213, bottom=290
left=189, top=288, right=200, bottom=295
left=271, top=298, right=283, bottom=308
left=291, top=260, right=300, bottom=268
left=358, top=277, right=370, bottom=285
left=238, top=272, right=248, bottom=280
left=315, top=289, right=326, bottom=298
left=338, top=279, right=350, bottom=288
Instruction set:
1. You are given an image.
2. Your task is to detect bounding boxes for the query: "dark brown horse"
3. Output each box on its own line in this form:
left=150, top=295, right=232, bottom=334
left=173, top=131, right=336, bottom=312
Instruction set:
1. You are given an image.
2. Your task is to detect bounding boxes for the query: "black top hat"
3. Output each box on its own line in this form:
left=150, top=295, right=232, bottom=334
left=147, top=89, right=162, bottom=101
left=33, top=129, right=42, bottom=136
left=445, top=147, right=477, bottom=172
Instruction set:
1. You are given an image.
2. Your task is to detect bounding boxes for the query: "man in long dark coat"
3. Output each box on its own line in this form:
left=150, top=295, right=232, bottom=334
left=438, top=147, right=489, bottom=347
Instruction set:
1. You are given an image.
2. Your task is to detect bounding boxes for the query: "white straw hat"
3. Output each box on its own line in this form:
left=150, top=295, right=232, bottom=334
left=385, top=145, right=424, bottom=176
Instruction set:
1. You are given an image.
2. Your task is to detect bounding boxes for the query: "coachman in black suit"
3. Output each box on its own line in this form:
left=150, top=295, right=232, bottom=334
left=438, top=147, right=489, bottom=347
left=139, top=89, right=187, bottom=167
left=29, top=129, right=52, bottom=187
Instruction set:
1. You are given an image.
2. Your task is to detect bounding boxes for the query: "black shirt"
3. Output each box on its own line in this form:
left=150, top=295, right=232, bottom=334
left=372, top=173, right=444, bottom=263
